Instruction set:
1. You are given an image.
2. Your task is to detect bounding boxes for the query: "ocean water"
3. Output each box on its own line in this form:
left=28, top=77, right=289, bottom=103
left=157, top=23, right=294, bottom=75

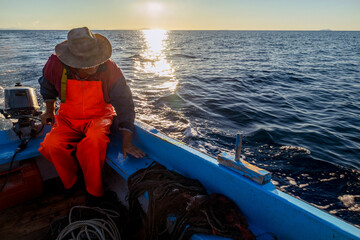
left=0, top=30, right=359, bottom=226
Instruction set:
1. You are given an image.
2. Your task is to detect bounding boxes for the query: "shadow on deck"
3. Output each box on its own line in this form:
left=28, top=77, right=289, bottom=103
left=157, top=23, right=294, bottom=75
left=0, top=178, right=85, bottom=240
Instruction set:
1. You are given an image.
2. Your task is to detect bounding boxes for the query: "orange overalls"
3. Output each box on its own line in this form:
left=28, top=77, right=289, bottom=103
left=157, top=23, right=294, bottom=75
left=39, top=74, right=115, bottom=197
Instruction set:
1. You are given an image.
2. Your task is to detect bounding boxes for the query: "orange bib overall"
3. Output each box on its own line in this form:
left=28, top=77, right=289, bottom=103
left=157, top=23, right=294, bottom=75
left=39, top=77, right=115, bottom=197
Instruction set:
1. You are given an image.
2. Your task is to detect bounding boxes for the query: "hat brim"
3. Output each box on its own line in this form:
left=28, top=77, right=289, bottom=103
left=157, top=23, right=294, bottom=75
left=55, top=33, right=112, bottom=69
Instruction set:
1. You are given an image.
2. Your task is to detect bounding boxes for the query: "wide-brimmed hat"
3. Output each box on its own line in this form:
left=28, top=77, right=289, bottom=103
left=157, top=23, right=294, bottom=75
left=55, top=27, right=112, bottom=69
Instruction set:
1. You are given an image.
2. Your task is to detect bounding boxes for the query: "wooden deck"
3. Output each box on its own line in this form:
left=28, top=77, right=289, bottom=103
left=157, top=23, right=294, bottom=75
left=0, top=178, right=85, bottom=240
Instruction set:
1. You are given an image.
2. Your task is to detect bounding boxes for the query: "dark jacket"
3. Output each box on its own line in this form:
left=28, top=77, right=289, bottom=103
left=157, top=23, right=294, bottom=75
left=39, top=54, right=135, bottom=132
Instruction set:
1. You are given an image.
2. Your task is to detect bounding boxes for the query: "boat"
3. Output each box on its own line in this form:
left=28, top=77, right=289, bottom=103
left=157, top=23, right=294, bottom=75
left=0, top=85, right=359, bottom=240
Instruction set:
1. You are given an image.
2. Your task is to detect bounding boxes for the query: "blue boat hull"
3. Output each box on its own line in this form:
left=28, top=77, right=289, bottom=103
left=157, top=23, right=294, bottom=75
left=0, top=121, right=359, bottom=240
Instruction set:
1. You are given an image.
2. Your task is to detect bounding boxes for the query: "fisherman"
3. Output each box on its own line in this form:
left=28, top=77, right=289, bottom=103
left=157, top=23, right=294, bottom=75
left=38, top=27, right=145, bottom=205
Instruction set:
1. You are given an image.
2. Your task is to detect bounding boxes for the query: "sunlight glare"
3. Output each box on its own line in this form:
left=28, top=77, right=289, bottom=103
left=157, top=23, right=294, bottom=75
left=134, top=30, right=178, bottom=92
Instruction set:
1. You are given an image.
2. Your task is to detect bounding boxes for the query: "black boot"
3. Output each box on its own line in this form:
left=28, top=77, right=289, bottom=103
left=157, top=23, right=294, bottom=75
left=64, top=173, right=85, bottom=196
left=85, top=192, right=103, bottom=207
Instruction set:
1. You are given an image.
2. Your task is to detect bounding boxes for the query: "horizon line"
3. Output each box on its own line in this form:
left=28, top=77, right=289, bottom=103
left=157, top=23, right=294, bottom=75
left=1, top=28, right=360, bottom=32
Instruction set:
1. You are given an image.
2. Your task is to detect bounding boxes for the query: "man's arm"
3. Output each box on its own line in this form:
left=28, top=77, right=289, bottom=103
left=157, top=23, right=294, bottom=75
left=38, top=74, right=58, bottom=125
left=108, top=68, right=144, bottom=158
left=38, top=54, right=63, bottom=124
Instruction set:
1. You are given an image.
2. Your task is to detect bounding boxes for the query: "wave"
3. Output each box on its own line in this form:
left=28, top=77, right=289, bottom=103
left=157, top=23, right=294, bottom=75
left=128, top=54, right=156, bottom=63
left=171, top=53, right=197, bottom=59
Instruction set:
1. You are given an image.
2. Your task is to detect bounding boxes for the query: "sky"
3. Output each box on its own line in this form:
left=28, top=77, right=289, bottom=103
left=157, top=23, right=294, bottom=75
left=0, top=0, right=359, bottom=30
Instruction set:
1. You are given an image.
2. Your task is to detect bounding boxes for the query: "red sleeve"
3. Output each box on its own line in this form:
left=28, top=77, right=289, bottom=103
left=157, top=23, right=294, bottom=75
left=43, top=54, right=64, bottom=95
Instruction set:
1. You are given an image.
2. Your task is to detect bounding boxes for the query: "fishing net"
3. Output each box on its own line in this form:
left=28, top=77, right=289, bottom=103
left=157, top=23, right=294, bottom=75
left=127, top=162, right=256, bottom=240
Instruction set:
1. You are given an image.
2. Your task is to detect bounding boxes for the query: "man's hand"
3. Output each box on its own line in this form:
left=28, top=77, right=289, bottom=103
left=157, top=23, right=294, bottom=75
left=122, top=130, right=145, bottom=159
left=123, top=142, right=145, bottom=159
left=40, top=111, right=55, bottom=125
left=41, top=100, right=56, bottom=125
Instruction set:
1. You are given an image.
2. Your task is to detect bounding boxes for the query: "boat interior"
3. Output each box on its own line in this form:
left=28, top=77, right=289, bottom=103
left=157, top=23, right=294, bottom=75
left=0, top=147, right=272, bottom=240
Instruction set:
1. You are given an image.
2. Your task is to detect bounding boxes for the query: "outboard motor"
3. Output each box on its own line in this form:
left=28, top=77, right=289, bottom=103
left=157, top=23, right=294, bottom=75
left=0, top=83, right=44, bottom=201
left=0, top=83, right=42, bottom=138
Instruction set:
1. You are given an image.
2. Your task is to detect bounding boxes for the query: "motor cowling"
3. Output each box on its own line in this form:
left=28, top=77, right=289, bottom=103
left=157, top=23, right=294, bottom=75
left=1, top=83, right=42, bottom=138
left=2, top=83, right=40, bottom=119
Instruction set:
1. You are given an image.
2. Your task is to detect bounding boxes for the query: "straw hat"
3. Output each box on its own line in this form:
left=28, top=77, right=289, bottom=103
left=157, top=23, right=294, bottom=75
left=55, top=27, right=112, bottom=69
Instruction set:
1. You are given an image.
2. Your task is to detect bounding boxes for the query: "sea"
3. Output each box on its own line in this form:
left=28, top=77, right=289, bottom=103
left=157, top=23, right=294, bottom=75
left=0, top=30, right=359, bottom=226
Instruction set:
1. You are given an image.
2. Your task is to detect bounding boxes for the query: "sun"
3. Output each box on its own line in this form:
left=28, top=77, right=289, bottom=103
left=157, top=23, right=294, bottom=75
left=144, top=2, right=165, bottom=16
left=132, top=1, right=168, bottom=30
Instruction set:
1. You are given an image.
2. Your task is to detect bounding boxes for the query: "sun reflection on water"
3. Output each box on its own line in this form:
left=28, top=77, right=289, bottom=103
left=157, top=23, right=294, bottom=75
left=134, top=30, right=178, bottom=92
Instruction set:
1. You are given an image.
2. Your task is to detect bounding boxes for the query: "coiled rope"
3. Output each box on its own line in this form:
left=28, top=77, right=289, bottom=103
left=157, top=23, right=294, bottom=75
left=56, top=206, right=122, bottom=240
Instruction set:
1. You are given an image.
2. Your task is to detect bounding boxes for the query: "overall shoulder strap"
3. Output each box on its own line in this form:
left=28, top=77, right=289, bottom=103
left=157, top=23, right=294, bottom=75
left=60, top=68, right=67, bottom=103
left=59, top=63, right=74, bottom=103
